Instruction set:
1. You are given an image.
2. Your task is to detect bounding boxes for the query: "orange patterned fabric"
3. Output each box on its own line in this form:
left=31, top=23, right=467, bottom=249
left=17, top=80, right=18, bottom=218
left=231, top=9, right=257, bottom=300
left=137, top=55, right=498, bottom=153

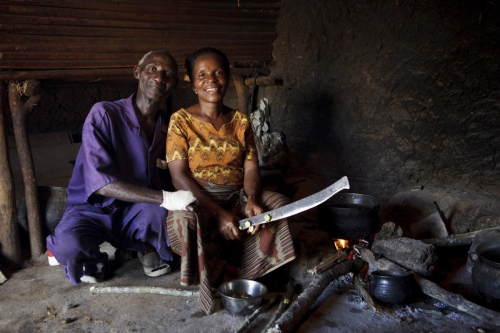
left=166, top=108, right=258, bottom=186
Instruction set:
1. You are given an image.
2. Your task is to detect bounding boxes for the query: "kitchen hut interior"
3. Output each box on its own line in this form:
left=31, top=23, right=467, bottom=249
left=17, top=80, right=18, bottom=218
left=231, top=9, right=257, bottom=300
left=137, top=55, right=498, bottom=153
left=1, top=0, right=500, bottom=332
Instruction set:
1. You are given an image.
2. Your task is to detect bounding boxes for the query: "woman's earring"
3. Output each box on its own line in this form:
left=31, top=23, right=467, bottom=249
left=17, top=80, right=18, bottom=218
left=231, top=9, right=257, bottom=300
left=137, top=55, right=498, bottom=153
left=194, top=91, right=198, bottom=95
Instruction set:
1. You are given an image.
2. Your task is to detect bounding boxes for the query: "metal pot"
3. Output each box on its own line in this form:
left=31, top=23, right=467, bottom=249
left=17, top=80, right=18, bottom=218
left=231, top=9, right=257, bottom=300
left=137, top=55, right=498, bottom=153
left=369, top=270, right=415, bottom=305
left=316, top=193, right=380, bottom=239
left=469, top=240, right=500, bottom=308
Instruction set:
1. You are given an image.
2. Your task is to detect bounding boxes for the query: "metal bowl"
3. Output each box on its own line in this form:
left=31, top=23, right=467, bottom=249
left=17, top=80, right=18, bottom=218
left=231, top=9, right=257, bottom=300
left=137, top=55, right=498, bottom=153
left=218, top=279, right=267, bottom=316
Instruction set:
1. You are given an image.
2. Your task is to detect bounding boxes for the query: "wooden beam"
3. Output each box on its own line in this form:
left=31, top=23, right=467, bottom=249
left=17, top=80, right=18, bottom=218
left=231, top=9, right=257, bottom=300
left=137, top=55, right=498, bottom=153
left=8, top=80, right=45, bottom=258
left=0, top=67, right=271, bottom=81
left=0, top=80, right=22, bottom=267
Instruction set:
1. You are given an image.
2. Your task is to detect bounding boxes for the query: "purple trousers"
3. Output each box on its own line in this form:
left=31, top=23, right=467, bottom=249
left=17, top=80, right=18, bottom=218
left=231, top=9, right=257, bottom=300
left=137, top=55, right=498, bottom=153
left=46, top=201, right=172, bottom=284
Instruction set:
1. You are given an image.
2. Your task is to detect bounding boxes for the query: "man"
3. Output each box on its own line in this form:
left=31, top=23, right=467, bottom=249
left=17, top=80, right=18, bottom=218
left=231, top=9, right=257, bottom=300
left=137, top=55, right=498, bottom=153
left=46, top=50, right=195, bottom=284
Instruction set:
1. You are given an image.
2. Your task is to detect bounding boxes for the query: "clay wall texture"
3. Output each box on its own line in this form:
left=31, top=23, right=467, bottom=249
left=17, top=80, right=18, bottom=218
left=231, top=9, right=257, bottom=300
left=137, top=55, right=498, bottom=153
left=260, top=0, right=500, bottom=200
left=13, top=0, right=499, bottom=202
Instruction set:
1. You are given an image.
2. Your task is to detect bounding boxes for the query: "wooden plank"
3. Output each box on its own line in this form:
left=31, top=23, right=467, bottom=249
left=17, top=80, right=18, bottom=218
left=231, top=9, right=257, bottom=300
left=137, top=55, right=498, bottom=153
left=4, top=0, right=281, bottom=12
left=0, top=54, right=272, bottom=69
left=1, top=34, right=275, bottom=46
left=0, top=14, right=274, bottom=32
left=0, top=4, right=278, bottom=23
left=1, top=48, right=273, bottom=61
left=1, top=23, right=276, bottom=40
left=0, top=42, right=272, bottom=54
left=0, top=67, right=271, bottom=81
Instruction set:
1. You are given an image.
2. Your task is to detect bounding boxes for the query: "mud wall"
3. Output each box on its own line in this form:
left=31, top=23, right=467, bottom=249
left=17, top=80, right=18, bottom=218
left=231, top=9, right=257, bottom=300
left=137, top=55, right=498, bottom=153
left=259, top=0, right=499, bottom=200
left=12, top=0, right=499, bottom=203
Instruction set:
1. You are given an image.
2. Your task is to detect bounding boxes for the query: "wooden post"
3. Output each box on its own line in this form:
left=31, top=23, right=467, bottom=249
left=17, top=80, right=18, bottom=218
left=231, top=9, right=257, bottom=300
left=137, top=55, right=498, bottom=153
left=0, top=81, right=22, bottom=266
left=8, top=80, right=45, bottom=258
left=231, top=74, right=250, bottom=114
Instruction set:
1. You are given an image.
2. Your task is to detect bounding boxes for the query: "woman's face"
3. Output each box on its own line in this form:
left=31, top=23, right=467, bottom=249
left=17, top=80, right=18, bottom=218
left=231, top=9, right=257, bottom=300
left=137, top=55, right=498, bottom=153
left=191, top=54, right=228, bottom=104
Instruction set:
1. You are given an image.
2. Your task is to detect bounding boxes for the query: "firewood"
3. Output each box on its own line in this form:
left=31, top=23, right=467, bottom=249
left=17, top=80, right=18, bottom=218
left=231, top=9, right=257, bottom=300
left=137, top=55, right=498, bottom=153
left=89, top=286, right=199, bottom=297
left=354, top=274, right=383, bottom=317
left=266, top=258, right=363, bottom=333
left=354, top=246, right=500, bottom=327
left=261, top=279, right=296, bottom=333
left=307, top=249, right=348, bottom=275
left=234, top=297, right=280, bottom=333
left=421, top=227, right=500, bottom=247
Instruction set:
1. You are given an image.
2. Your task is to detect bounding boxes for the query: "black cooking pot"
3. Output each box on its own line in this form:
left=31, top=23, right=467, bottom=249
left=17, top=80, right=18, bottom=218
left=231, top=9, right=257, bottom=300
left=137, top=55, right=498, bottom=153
left=469, top=240, right=500, bottom=308
left=369, top=270, right=415, bottom=305
left=317, top=193, right=380, bottom=239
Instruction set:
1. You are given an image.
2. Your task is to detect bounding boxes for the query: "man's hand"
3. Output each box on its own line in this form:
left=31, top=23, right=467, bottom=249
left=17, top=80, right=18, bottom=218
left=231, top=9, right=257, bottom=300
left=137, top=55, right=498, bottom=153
left=160, top=190, right=196, bottom=211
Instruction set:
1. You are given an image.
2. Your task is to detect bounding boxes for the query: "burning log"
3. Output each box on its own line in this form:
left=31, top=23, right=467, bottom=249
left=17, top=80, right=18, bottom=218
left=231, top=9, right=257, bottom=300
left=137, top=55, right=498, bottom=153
left=421, top=226, right=500, bottom=247
left=355, top=246, right=500, bottom=327
left=307, top=249, right=348, bottom=275
left=266, top=258, right=363, bottom=333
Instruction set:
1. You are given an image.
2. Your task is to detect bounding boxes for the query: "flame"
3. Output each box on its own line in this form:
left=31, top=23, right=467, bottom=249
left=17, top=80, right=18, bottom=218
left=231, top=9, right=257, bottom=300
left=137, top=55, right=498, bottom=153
left=334, top=239, right=350, bottom=251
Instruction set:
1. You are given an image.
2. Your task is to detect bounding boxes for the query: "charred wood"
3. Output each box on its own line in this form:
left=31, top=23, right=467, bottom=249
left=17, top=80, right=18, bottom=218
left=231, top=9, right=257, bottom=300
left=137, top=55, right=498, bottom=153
left=355, top=246, right=500, bottom=327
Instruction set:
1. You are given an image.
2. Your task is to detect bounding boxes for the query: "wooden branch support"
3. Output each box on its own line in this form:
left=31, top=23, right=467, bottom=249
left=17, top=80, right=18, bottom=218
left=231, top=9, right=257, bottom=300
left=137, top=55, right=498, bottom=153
left=421, top=227, right=500, bottom=247
left=232, top=74, right=250, bottom=114
left=89, top=286, right=199, bottom=297
left=261, top=279, right=296, bottom=333
left=0, top=81, right=22, bottom=266
left=8, top=80, right=45, bottom=257
left=266, top=258, right=363, bottom=333
left=307, top=249, right=348, bottom=275
left=354, top=246, right=500, bottom=327
left=234, top=297, right=280, bottom=333
left=244, top=76, right=283, bottom=87
left=354, top=274, right=383, bottom=317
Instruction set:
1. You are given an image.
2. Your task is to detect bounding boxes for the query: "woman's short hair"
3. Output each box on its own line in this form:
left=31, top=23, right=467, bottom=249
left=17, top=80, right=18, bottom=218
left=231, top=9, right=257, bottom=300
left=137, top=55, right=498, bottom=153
left=185, top=47, right=230, bottom=82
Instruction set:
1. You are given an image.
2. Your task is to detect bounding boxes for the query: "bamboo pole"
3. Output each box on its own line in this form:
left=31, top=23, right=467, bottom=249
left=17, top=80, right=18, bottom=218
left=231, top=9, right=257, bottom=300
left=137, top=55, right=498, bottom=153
left=0, top=81, right=22, bottom=267
left=8, top=80, right=44, bottom=257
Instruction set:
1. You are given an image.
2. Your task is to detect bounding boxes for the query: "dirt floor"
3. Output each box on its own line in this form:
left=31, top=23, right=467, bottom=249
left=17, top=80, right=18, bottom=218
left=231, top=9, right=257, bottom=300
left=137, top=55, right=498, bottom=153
left=1, top=177, right=499, bottom=333
left=1, top=228, right=498, bottom=333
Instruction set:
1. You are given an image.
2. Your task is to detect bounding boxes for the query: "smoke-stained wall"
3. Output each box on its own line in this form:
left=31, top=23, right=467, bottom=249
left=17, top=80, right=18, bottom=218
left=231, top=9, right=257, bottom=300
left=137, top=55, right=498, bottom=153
left=260, top=0, right=499, bottom=200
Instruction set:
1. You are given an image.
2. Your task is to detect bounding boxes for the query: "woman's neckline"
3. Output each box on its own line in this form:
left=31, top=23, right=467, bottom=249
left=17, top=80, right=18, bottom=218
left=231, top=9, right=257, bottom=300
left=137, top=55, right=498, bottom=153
left=180, top=107, right=238, bottom=131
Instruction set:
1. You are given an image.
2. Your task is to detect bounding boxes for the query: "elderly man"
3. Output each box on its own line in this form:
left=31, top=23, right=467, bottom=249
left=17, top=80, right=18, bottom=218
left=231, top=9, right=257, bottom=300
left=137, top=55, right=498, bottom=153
left=47, top=50, right=195, bottom=284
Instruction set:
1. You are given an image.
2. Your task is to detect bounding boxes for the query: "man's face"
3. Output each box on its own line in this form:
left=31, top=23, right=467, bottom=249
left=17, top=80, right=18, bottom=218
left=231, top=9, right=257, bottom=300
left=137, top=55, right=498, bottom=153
left=134, top=52, right=178, bottom=102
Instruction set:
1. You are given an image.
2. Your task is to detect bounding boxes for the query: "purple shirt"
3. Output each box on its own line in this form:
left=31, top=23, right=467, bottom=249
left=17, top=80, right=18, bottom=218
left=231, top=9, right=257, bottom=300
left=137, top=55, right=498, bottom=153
left=66, top=94, right=171, bottom=207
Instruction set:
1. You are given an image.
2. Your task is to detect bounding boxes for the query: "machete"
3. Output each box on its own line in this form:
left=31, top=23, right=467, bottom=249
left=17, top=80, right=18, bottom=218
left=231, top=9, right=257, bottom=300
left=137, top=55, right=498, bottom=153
left=238, top=176, right=349, bottom=230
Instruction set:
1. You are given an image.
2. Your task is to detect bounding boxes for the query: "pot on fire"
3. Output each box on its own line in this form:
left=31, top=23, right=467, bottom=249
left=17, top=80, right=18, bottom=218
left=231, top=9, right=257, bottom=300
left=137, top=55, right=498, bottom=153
left=469, top=240, right=500, bottom=308
left=316, top=193, right=380, bottom=240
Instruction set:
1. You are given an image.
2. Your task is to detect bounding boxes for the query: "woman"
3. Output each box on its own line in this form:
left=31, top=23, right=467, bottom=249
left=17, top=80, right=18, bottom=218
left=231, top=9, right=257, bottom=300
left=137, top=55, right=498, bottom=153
left=166, top=47, right=296, bottom=314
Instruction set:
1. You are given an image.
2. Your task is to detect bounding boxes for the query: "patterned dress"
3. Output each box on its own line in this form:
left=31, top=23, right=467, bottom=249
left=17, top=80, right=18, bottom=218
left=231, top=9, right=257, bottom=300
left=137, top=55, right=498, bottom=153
left=166, top=108, right=296, bottom=314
